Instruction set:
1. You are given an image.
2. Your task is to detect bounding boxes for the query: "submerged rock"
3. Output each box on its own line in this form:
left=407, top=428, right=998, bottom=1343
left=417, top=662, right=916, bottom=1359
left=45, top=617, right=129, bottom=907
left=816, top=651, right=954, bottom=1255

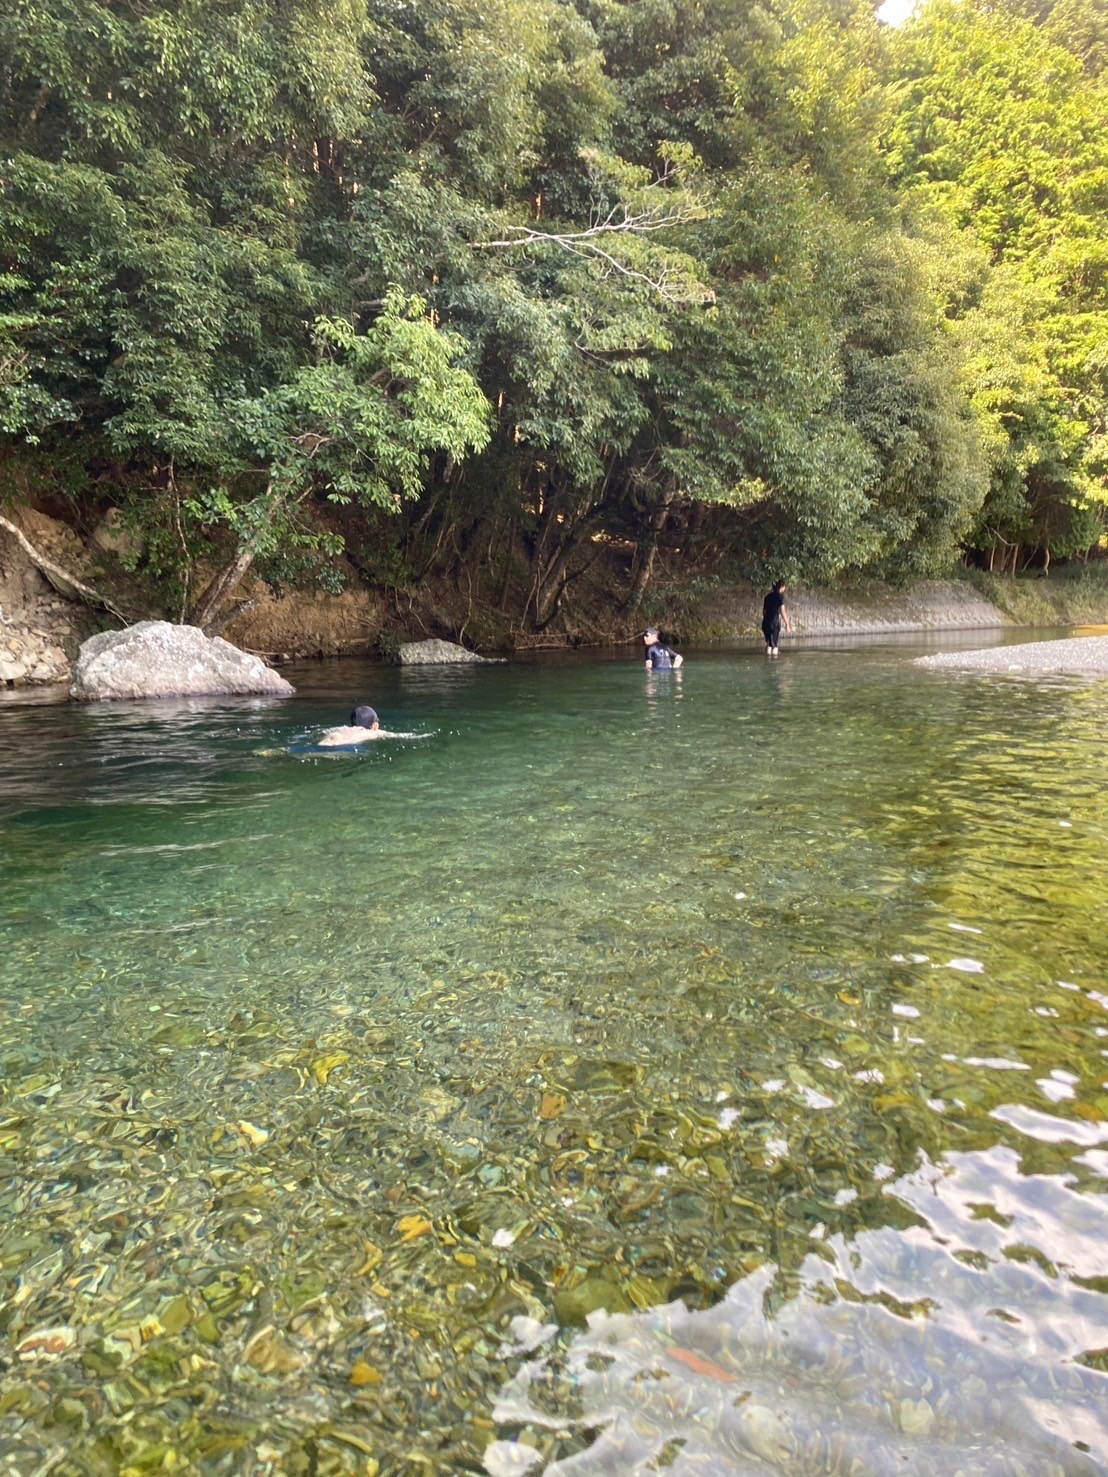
left=397, top=638, right=504, bottom=665
left=70, top=621, right=295, bottom=702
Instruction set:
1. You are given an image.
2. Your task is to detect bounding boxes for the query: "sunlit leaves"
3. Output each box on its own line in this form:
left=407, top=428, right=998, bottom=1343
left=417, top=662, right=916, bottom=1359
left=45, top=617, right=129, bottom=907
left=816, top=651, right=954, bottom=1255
left=226, top=290, right=491, bottom=514
left=881, top=0, right=1108, bottom=562
left=5, top=0, right=1102, bottom=609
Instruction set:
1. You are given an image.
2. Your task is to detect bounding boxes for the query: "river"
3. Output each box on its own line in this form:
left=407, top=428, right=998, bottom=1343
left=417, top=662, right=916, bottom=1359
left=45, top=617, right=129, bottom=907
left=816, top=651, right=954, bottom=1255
left=1, top=634, right=1106, bottom=1474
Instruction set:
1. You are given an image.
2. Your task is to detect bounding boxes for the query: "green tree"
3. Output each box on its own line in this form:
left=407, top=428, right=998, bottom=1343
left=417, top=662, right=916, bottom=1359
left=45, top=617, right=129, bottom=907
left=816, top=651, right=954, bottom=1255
left=881, top=0, right=1108, bottom=566
left=837, top=228, right=986, bottom=576
left=186, top=292, right=491, bottom=628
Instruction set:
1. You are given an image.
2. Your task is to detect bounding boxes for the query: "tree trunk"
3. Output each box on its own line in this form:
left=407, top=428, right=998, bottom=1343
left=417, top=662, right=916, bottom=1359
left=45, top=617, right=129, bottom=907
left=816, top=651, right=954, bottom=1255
left=625, top=486, right=675, bottom=611
left=206, top=596, right=262, bottom=638
left=531, top=539, right=576, bottom=627
left=186, top=483, right=289, bottom=630
left=187, top=546, right=258, bottom=632
left=495, top=517, right=518, bottom=611
left=529, top=506, right=602, bottom=627
left=528, top=480, right=563, bottom=577
left=533, top=545, right=601, bottom=630
left=19, top=83, right=52, bottom=141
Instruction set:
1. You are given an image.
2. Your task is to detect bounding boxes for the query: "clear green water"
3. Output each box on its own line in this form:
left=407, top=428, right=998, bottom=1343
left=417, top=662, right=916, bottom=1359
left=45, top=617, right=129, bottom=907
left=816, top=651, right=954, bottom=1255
left=1, top=638, right=1106, bottom=1475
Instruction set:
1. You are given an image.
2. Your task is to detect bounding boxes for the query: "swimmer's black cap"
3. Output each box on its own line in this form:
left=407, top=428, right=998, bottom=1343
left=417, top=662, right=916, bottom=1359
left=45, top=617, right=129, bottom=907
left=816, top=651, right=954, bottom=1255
left=350, top=705, right=378, bottom=728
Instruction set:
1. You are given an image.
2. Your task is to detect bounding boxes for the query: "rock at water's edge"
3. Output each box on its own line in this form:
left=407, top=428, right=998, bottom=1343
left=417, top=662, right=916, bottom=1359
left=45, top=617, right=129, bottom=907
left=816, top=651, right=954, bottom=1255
left=70, top=621, right=295, bottom=702
left=0, top=620, right=70, bottom=686
left=397, top=639, right=504, bottom=665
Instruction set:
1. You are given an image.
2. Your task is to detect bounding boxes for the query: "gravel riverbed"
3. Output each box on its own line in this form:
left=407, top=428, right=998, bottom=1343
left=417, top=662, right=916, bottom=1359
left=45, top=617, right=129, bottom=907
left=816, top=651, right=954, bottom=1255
left=915, top=632, right=1108, bottom=676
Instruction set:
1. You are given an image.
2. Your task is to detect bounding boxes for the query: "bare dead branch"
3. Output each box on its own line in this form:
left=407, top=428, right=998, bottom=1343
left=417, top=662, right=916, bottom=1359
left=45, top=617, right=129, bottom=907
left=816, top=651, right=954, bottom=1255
left=473, top=203, right=699, bottom=250
left=471, top=204, right=714, bottom=305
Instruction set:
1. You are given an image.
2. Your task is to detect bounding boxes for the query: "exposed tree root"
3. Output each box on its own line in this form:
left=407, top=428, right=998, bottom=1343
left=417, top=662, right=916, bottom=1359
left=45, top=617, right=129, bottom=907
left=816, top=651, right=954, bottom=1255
left=0, top=514, right=128, bottom=623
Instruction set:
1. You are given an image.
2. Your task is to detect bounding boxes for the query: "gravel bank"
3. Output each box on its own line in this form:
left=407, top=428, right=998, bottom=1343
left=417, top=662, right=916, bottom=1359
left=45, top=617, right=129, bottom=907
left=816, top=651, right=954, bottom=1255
left=915, top=634, right=1108, bottom=677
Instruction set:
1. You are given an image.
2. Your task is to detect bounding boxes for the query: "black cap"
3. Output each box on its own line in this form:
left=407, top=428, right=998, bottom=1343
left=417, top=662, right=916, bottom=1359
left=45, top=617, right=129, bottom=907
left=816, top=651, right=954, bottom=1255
left=350, top=706, right=378, bottom=728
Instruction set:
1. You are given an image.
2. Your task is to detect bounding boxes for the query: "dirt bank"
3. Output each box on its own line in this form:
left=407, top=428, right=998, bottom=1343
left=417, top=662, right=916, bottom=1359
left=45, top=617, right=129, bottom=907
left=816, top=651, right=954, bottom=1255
left=0, top=508, right=99, bottom=687
left=222, top=585, right=388, bottom=661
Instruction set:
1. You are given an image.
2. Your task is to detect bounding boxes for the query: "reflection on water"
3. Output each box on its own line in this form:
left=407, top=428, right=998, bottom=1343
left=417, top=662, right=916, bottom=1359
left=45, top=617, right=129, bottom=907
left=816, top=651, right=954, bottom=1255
left=0, top=639, right=1106, bottom=1474
left=489, top=1150, right=1108, bottom=1474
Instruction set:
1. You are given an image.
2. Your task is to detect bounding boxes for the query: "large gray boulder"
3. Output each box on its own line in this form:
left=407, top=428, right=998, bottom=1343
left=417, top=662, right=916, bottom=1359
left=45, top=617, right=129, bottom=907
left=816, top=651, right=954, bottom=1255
left=397, top=638, right=504, bottom=665
left=70, top=621, right=295, bottom=702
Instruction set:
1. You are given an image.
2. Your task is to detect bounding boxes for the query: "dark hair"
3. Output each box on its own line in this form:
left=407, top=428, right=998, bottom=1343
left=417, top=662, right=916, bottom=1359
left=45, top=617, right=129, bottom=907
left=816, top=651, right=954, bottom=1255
left=350, top=705, right=378, bottom=728
left=773, top=580, right=786, bottom=593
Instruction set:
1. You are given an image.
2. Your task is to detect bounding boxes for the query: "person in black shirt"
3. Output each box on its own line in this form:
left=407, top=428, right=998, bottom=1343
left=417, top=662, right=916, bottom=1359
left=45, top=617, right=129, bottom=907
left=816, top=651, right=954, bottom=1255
left=643, top=628, right=683, bottom=669
left=761, top=581, right=792, bottom=656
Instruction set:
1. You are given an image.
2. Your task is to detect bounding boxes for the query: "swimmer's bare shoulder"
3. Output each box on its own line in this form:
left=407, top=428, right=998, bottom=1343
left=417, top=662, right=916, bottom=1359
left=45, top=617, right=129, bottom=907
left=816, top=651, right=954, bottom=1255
left=316, top=726, right=430, bottom=746
left=317, top=725, right=379, bottom=747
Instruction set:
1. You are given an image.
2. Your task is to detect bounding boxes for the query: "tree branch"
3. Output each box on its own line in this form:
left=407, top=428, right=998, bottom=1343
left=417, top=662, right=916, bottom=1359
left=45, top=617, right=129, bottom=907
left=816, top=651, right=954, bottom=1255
left=206, top=595, right=262, bottom=637
left=471, top=205, right=714, bottom=305
left=19, top=83, right=52, bottom=141
left=473, top=203, right=699, bottom=248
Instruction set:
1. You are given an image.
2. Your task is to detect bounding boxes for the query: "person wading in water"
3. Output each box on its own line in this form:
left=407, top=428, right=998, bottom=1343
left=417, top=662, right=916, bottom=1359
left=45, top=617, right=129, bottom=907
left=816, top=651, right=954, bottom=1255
left=642, top=628, right=684, bottom=670
left=761, top=581, right=792, bottom=656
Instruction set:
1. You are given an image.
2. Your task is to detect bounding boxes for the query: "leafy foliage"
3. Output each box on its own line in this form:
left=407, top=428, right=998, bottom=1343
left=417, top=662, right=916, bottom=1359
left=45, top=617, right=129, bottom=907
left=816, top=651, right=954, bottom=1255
left=0, top=0, right=1103, bottom=627
left=882, top=0, right=1108, bottom=567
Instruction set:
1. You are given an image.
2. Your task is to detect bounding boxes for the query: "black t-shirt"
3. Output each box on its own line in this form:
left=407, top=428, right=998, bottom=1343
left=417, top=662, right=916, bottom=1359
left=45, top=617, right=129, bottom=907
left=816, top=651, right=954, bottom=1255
left=646, top=642, right=676, bottom=669
left=762, top=590, right=785, bottom=623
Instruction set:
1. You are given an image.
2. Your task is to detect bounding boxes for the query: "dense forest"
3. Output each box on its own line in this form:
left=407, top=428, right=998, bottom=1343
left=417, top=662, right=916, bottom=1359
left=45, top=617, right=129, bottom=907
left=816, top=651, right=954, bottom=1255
left=0, top=0, right=1105, bottom=636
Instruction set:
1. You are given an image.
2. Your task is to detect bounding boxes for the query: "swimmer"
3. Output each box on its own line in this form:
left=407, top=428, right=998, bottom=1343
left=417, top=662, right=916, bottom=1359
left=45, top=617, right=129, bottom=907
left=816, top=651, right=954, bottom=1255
left=317, top=705, right=385, bottom=746
left=255, top=705, right=428, bottom=758
left=314, top=703, right=437, bottom=750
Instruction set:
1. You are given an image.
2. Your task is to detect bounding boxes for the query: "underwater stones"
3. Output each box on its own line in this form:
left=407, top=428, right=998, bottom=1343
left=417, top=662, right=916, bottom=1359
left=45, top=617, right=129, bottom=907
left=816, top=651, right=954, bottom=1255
left=733, top=1401, right=796, bottom=1463
left=397, top=639, right=504, bottom=665
left=553, top=1274, right=629, bottom=1325
left=15, top=1326, right=77, bottom=1359
left=69, top=621, right=294, bottom=701
left=899, top=1396, right=936, bottom=1436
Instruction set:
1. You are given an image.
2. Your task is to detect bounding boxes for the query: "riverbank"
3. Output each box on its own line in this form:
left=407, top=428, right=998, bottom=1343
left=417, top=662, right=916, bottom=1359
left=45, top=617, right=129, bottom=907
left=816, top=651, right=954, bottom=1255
left=916, top=632, right=1108, bottom=677
left=4, top=504, right=1108, bottom=688
left=696, top=577, right=1010, bottom=639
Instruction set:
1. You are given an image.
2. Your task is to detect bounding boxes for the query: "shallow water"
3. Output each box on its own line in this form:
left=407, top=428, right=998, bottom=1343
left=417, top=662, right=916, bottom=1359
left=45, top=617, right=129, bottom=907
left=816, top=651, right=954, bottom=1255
left=1, top=636, right=1106, bottom=1475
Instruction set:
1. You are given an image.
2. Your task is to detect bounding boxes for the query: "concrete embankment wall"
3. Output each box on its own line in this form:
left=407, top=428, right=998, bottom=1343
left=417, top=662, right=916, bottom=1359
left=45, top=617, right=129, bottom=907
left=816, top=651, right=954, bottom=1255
left=700, top=579, right=1010, bottom=638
